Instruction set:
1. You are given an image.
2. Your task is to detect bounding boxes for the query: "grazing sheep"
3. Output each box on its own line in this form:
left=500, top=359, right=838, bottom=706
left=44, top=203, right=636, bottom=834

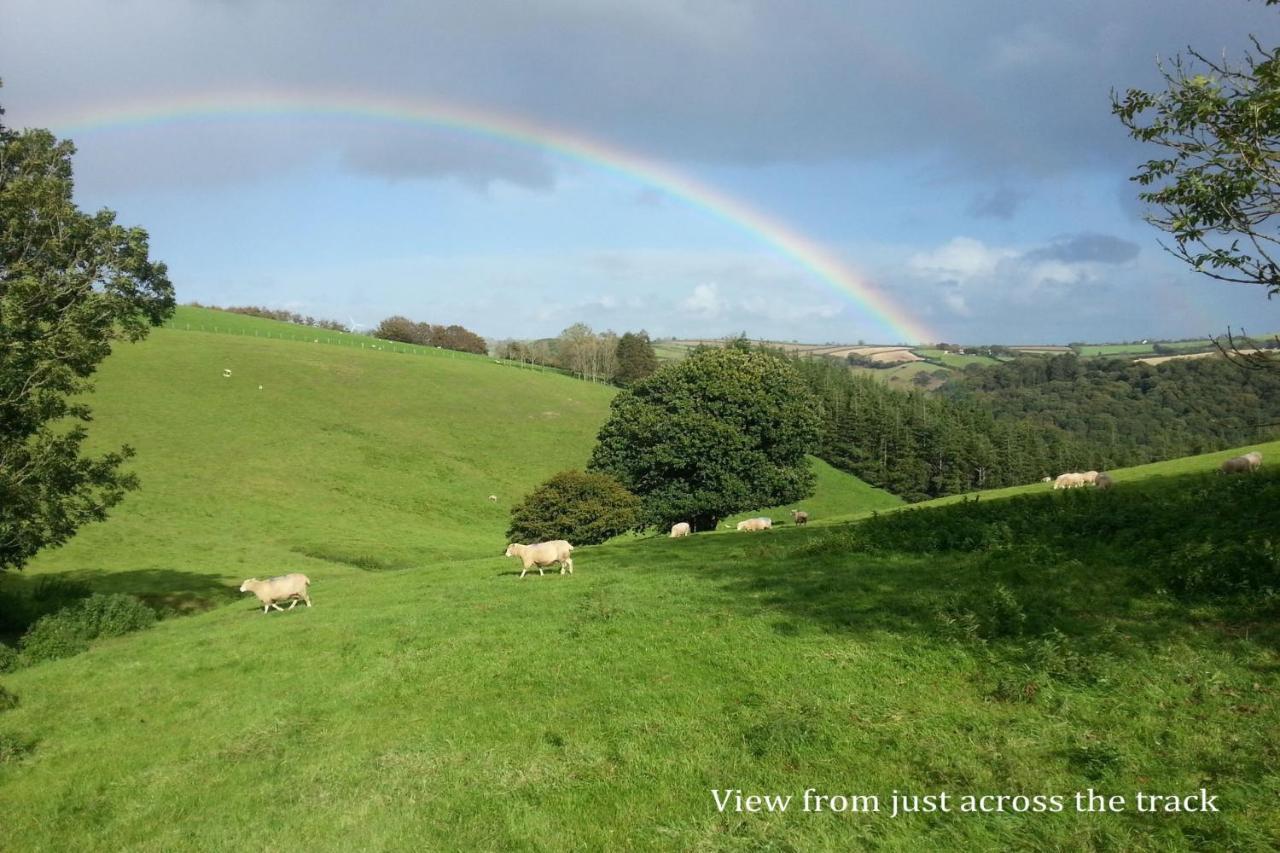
left=505, top=541, right=574, bottom=578
left=239, top=574, right=311, bottom=614
left=790, top=510, right=809, bottom=526
left=1221, top=455, right=1253, bottom=474
left=1053, top=472, right=1087, bottom=489
left=1040, top=476, right=1052, bottom=484
left=670, top=522, right=692, bottom=538
left=222, top=368, right=232, bottom=378
left=736, top=517, right=772, bottom=532
left=1244, top=451, right=1263, bottom=471
left=488, top=494, right=498, bottom=502
left=1095, top=472, right=1114, bottom=490
left=1081, top=471, right=1100, bottom=485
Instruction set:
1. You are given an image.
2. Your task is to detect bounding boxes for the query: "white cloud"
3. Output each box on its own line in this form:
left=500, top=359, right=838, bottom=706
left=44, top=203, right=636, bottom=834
left=907, top=237, right=1017, bottom=282
left=681, top=282, right=723, bottom=317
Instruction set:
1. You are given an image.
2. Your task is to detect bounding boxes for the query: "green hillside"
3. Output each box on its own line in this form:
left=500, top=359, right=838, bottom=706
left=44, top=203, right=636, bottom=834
left=817, top=438, right=1280, bottom=525
left=24, top=321, right=617, bottom=589
left=1, top=322, right=1276, bottom=849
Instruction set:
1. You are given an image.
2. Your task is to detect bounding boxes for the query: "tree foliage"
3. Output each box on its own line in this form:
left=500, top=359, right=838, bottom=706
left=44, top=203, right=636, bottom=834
left=613, top=330, right=658, bottom=386
left=1113, top=3, right=1280, bottom=293
left=373, top=315, right=488, bottom=354
left=796, top=351, right=1280, bottom=502
left=506, top=470, right=640, bottom=545
left=0, top=98, right=174, bottom=571
left=589, top=346, right=820, bottom=531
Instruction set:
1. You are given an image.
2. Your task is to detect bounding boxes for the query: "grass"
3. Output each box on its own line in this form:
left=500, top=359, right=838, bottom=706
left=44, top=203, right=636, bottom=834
left=2, top=470, right=1276, bottom=849
left=1, top=317, right=1277, bottom=849
left=721, top=456, right=904, bottom=529
left=913, top=348, right=1000, bottom=368
left=818, top=438, right=1280, bottom=526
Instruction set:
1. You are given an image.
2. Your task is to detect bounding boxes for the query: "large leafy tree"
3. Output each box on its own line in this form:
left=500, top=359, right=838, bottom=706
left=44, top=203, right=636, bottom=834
left=613, top=330, right=658, bottom=386
left=1113, top=1, right=1280, bottom=294
left=589, top=345, right=820, bottom=531
left=0, top=96, right=175, bottom=571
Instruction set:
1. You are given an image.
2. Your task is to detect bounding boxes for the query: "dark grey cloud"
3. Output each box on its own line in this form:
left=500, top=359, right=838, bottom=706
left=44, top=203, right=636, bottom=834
left=5, top=0, right=1279, bottom=188
left=1027, top=233, right=1141, bottom=265
left=968, top=187, right=1029, bottom=220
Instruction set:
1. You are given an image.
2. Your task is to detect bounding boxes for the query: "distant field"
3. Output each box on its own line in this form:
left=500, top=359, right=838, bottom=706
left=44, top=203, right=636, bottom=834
left=913, top=348, right=1000, bottom=367
left=1075, top=339, right=1214, bottom=357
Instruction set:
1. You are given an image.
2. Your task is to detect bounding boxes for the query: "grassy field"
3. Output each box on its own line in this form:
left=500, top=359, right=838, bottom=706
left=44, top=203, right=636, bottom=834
left=913, top=348, right=1001, bottom=368
left=720, top=456, right=904, bottom=529
left=1073, top=340, right=1217, bottom=358
left=819, top=438, right=1280, bottom=526
left=1, top=319, right=1277, bottom=850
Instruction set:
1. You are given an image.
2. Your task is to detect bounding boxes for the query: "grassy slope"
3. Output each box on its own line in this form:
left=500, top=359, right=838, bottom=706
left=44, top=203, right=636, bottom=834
left=21, top=322, right=618, bottom=597
left=721, top=456, right=903, bottom=529
left=818, top=438, right=1280, bottom=526
left=913, top=348, right=1000, bottom=368
left=2, top=324, right=1277, bottom=850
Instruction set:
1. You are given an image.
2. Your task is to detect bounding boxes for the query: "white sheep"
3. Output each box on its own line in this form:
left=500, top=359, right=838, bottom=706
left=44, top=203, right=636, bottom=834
left=505, top=541, right=574, bottom=578
left=1053, top=472, right=1086, bottom=489
left=670, top=522, right=692, bottom=538
left=222, top=368, right=232, bottom=378
left=239, top=574, right=311, bottom=614
left=1081, top=471, right=1100, bottom=485
left=1040, top=476, right=1052, bottom=484
left=736, top=517, right=772, bottom=532
left=1095, top=472, right=1114, bottom=491
left=488, top=494, right=498, bottom=502
left=1244, top=451, right=1263, bottom=471
left=790, top=510, right=809, bottom=526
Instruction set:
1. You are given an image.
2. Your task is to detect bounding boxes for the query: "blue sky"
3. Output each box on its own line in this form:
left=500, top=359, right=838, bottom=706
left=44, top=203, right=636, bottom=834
left=4, top=0, right=1280, bottom=344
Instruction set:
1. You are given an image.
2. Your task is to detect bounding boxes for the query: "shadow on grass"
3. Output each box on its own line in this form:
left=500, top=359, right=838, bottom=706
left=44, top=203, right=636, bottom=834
left=651, top=468, right=1280, bottom=653
left=0, top=568, right=240, bottom=642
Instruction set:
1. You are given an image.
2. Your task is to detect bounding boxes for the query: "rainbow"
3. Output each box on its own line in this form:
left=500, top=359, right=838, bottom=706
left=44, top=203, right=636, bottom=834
left=37, top=90, right=935, bottom=343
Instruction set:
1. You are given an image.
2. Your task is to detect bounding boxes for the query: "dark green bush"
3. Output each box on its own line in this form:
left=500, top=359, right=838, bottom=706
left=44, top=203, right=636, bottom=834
left=0, top=684, right=17, bottom=711
left=0, top=644, right=16, bottom=674
left=0, top=576, right=92, bottom=638
left=19, top=593, right=156, bottom=665
left=507, top=470, right=641, bottom=545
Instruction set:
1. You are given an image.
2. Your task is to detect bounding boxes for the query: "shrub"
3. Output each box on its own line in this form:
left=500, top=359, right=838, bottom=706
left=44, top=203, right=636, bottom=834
left=0, top=644, right=17, bottom=674
left=507, top=470, right=641, bottom=545
left=0, top=684, right=17, bottom=711
left=19, top=593, right=156, bottom=665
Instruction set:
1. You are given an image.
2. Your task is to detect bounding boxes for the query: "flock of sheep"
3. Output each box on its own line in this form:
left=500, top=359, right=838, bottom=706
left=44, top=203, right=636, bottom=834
left=239, top=450, right=1267, bottom=610
left=1049, top=470, right=1112, bottom=490
left=1043, top=449, right=1263, bottom=493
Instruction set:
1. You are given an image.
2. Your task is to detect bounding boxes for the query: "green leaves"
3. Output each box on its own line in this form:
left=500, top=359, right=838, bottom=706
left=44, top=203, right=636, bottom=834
left=1113, top=26, right=1280, bottom=294
left=506, top=470, right=640, bottom=545
left=0, top=102, right=174, bottom=570
left=589, top=346, right=820, bottom=530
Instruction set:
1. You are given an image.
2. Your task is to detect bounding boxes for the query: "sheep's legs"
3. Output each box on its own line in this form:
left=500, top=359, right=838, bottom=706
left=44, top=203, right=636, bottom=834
left=562, top=558, right=573, bottom=575
left=519, top=567, right=528, bottom=579
left=269, top=602, right=285, bottom=612
left=287, top=599, right=298, bottom=610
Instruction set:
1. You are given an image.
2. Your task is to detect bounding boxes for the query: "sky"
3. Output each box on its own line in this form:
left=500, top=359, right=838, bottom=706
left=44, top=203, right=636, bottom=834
left=3, top=0, right=1280, bottom=345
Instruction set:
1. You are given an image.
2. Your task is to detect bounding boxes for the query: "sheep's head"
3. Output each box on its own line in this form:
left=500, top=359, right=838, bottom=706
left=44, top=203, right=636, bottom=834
left=238, top=579, right=257, bottom=592
left=504, top=544, right=521, bottom=557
